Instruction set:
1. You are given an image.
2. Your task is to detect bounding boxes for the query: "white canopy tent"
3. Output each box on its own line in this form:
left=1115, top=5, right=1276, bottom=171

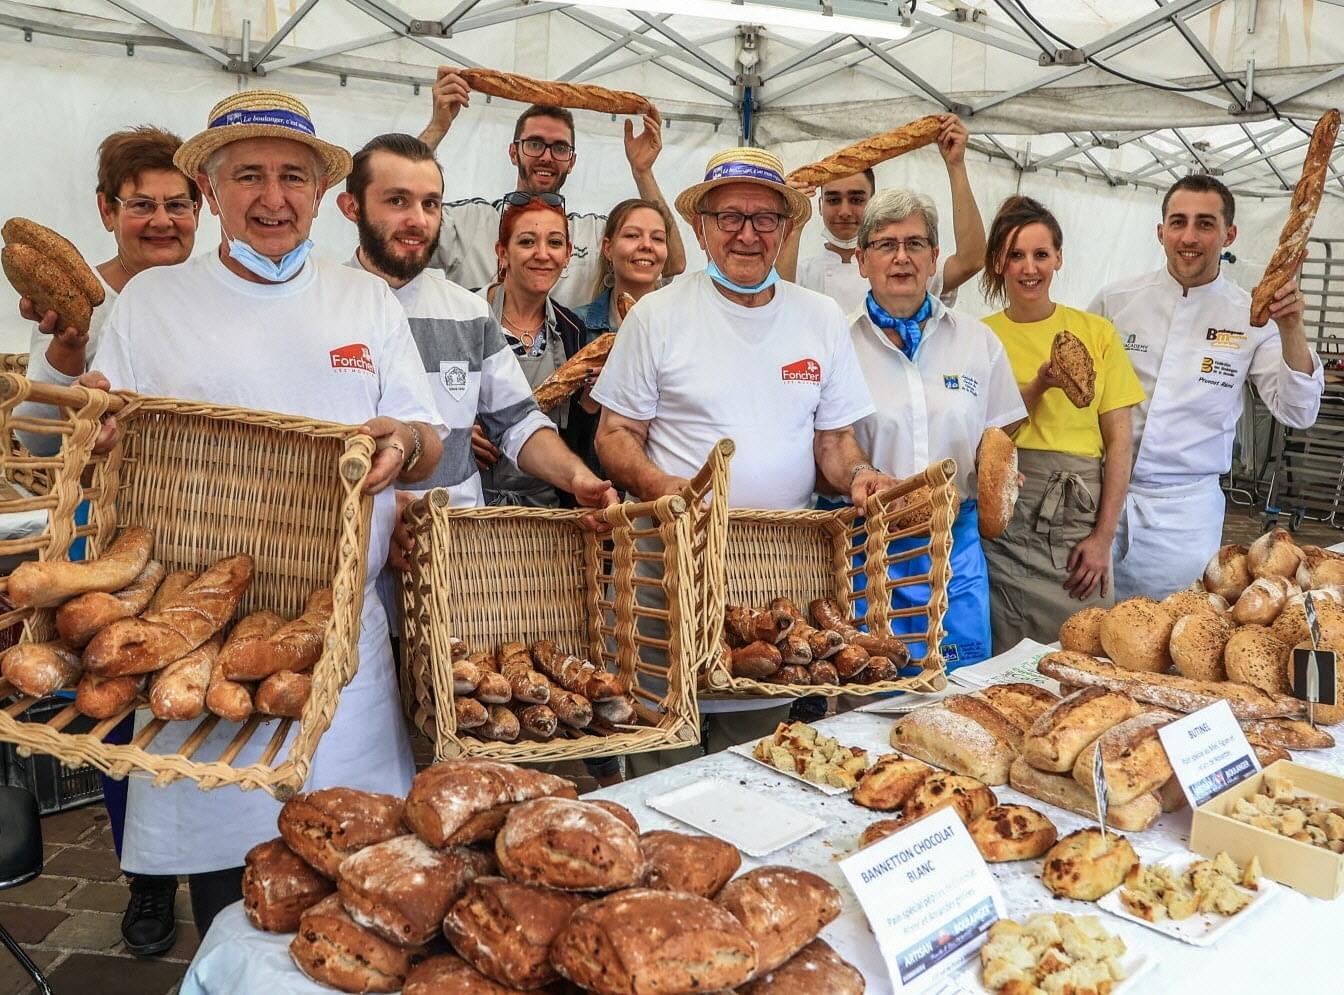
left=1, top=0, right=1342, bottom=349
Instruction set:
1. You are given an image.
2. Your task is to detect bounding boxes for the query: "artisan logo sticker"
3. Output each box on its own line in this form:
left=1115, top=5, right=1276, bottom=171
left=1206, top=327, right=1246, bottom=350
left=330, top=343, right=375, bottom=375
left=439, top=361, right=468, bottom=401
left=781, top=358, right=822, bottom=383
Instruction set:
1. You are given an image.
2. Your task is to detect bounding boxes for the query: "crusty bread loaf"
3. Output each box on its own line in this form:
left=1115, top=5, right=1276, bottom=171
left=889, top=697, right=1019, bottom=784
left=1169, top=612, right=1233, bottom=682
left=2, top=218, right=105, bottom=304
left=255, top=669, right=311, bottom=718
left=1020, top=686, right=1141, bottom=773
left=640, top=830, right=741, bottom=898
left=1161, top=589, right=1230, bottom=621
left=74, top=673, right=143, bottom=719
left=56, top=560, right=166, bottom=648
left=403, top=954, right=533, bottom=995
left=786, top=116, right=942, bottom=187
left=717, top=866, right=842, bottom=977
left=7, top=526, right=154, bottom=609
left=278, top=787, right=406, bottom=878
left=495, top=797, right=645, bottom=892
left=84, top=554, right=254, bottom=676
left=1, top=242, right=94, bottom=336
left=243, top=837, right=334, bottom=933
left=403, top=759, right=577, bottom=848
left=220, top=588, right=332, bottom=680
left=532, top=332, right=616, bottom=413
left=289, top=894, right=422, bottom=994
left=460, top=68, right=650, bottom=115
left=442, top=877, right=587, bottom=989
left=736, top=938, right=864, bottom=995
left=852, top=754, right=933, bottom=811
left=902, top=771, right=997, bottom=826
left=337, top=835, right=495, bottom=947
left=1204, top=544, right=1252, bottom=601
left=1232, top=576, right=1298, bottom=626
left=968, top=804, right=1057, bottom=862
left=1059, top=606, right=1107, bottom=656
left=1248, top=528, right=1305, bottom=580
left=552, top=888, right=757, bottom=993
left=1070, top=712, right=1174, bottom=807
left=1, top=641, right=82, bottom=697
left=1223, top=624, right=1289, bottom=697
left=1251, top=740, right=1292, bottom=767
left=1250, top=109, right=1341, bottom=326
left=148, top=633, right=221, bottom=721
left=1297, top=549, right=1344, bottom=590
left=1100, top=597, right=1175, bottom=673
left=977, top=426, right=1018, bottom=540
left=1037, top=650, right=1305, bottom=719
left=1049, top=330, right=1096, bottom=408
left=1041, top=828, right=1139, bottom=901
left=1009, top=757, right=1161, bottom=832
left=1240, top=717, right=1334, bottom=750
left=971, top=682, right=1060, bottom=733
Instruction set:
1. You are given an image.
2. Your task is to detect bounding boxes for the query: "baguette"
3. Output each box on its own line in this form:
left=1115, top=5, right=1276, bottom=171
left=810, top=660, right=841, bottom=685
left=1, top=642, right=81, bottom=697
left=530, top=640, right=622, bottom=700
left=977, top=426, right=1018, bottom=540
left=532, top=332, right=616, bottom=413
left=498, top=641, right=551, bottom=704
left=148, top=569, right=197, bottom=611
left=7, top=526, right=154, bottom=608
left=218, top=588, right=331, bottom=680
left=786, top=116, right=942, bottom=187
left=255, top=670, right=311, bottom=719
left=1250, top=109, right=1341, bottom=326
left=475, top=671, right=513, bottom=705
left=514, top=702, right=558, bottom=739
left=454, top=697, right=488, bottom=730
left=477, top=704, right=520, bottom=742
left=75, top=673, right=144, bottom=719
left=808, top=597, right=909, bottom=662
left=149, top=634, right=222, bottom=721
left=1008, top=756, right=1161, bottom=832
left=460, top=68, right=650, bottom=115
left=55, top=560, right=166, bottom=647
left=1037, top=649, right=1306, bottom=719
left=453, top=660, right=482, bottom=696
left=831, top=644, right=870, bottom=679
left=724, top=605, right=794, bottom=646
left=84, top=554, right=254, bottom=677
left=1240, top=717, right=1334, bottom=750
left=731, top=641, right=782, bottom=678
left=544, top=682, right=593, bottom=729
left=206, top=609, right=280, bottom=722
left=779, top=633, right=813, bottom=665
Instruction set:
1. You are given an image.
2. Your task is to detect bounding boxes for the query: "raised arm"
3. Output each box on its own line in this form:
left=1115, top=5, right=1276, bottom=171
left=418, top=68, right=470, bottom=151
left=936, top=115, right=986, bottom=294
left=626, top=105, right=686, bottom=278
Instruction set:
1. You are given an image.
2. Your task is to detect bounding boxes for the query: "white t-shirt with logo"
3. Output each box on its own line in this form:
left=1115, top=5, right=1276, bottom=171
left=592, top=271, right=876, bottom=510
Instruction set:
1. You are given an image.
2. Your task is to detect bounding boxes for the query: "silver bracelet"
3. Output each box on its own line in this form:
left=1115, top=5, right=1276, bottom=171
left=848, top=462, right=876, bottom=485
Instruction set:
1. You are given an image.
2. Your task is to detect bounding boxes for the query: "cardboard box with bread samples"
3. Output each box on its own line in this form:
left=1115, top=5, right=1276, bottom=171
left=1190, top=760, right=1344, bottom=900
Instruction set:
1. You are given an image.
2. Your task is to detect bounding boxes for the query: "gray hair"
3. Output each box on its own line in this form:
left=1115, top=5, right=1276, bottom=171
left=201, top=143, right=324, bottom=189
left=857, top=188, right=939, bottom=249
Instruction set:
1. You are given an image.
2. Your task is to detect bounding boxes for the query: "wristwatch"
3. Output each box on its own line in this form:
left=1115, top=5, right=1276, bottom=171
left=848, top=462, right=877, bottom=485
left=402, top=423, right=423, bottom=474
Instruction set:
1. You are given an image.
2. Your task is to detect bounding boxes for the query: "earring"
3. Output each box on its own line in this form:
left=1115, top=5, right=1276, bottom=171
left=561, top=266, right=570, bottom=279
left=602, top=271, right=615, bottom=289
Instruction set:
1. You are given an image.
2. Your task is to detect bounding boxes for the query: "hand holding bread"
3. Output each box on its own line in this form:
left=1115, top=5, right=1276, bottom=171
left=2, top=217, right=106, bottom=336
left=786, top=115, right=943, bottom=187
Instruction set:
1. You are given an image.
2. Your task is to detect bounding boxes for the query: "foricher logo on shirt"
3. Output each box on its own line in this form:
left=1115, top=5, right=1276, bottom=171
left=329, top=343, right=376, bottom=375
left=781, top=358, right=822, bottom=383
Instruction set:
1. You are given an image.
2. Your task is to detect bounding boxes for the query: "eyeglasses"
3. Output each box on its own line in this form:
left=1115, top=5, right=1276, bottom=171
left=865, top=236, right=933, bottom=256
left=514, top=138, right=575, bottom=161
left=501, top=191, right=566, bottom=211
left=699, top=210, right=787, bottom=234
left=113, top=196, right=197, bottom=219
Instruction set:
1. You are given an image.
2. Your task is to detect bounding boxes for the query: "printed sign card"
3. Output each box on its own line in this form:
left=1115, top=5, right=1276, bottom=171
left=1158, top=700, right=1261, bottom=809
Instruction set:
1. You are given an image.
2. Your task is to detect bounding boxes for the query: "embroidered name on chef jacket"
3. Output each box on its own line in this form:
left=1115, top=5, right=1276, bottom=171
left=329, top=343, right=376, bottom=375
left=439, top=361, right=468, bottom=400
left=1205, top=327, right=1246, bottom=351
left=781, top=358, right=822, bottom=383
left=1198, top=355, right=1238, bottom=389
left=943, top=373, right=979, bottom=397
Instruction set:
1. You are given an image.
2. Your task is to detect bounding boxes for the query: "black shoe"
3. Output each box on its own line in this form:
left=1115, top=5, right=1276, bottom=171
left=121, top=874, right=178, bottom=957
left=788, top=695, right=827, bottom=724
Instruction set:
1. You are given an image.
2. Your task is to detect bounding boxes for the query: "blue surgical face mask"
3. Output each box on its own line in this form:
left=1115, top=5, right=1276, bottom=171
left=226, top=235, right=313, bottom=282
left=706, top=258, right=780, bottom=295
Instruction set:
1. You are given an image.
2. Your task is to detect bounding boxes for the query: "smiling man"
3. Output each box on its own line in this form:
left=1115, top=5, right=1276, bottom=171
left=1090, top=174, right=1323, bottom=599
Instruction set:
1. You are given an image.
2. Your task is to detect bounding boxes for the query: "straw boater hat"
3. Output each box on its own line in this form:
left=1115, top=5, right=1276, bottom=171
left=674, top=147, right=811, bottom=228
left=173, top=89, right=353, bottom=185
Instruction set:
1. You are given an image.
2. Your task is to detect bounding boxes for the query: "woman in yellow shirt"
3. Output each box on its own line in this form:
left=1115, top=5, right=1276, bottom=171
left=980, top=196, right=1146, bottom=651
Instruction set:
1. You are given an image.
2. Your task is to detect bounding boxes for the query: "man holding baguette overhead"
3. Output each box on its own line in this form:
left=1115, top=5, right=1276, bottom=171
left=37, top=90, right=447, bottom=936
left=591, top=147, right=899, bottom=773
left=417, top=68, right=686, bottom=306
left=1091, top=174, right=1321, bottom=601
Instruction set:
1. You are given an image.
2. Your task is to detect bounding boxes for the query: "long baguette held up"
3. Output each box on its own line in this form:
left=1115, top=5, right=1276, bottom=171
left=532, top=332, right=615, bottom=413
left=786, top=116, right=943, bottom=187
left=1250, top=109, right=1340, bottom=327
left=460, top=68, right=650, bottom=115
left=8, top=526, right=155, bottom=608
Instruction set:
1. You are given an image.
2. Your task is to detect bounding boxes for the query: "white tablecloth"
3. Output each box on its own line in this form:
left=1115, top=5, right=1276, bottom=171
left=183, top=708, right=1343, bottom=994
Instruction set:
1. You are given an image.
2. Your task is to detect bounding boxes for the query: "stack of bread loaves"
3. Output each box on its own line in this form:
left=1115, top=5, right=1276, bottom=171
left=447, top=638, right=636, bottom=744
left=0, top=526, right=330, bottom=723
left=1057, top=526, right=1344, bottom=729
left=719, top=596, right=909, bottom=687
left=239, top=757, right=865, bottom=994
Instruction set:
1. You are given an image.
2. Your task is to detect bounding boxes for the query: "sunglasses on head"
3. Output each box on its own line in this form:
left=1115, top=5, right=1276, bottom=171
left=502, top=191, right=565, bottom=210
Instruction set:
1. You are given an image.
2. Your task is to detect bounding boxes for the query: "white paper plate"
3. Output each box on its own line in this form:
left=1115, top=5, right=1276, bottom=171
left=1096, top=850, right=1279, bottom=947
left=949, top=944, right=1152, bottom=994
left=727, top=739, right=862, bottom=796
left=643, top=777, right=827, bottom=857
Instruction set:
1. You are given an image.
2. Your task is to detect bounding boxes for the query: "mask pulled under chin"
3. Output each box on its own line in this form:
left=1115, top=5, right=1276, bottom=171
left=825, top=234, right=859, bottom=250
left=706, top=259, right=780, bottom=295
left=226, top=236, right=314, bottom=282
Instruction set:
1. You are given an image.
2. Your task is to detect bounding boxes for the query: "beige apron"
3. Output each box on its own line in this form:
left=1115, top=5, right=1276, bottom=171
left=985, top=448, right=1112, bottom=653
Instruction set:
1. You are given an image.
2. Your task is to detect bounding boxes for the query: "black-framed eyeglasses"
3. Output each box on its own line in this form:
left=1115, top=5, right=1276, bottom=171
left=113, top=196, right=197, bottom=219
left=502, top=191, right=566, bottom=211
left=699, top=210, right=786, bottom=234
left=514, top=138, right=575, bottom=161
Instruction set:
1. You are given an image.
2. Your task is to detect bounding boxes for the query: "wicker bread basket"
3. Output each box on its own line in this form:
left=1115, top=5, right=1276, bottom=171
left=0, top=373, right=373, bottom=798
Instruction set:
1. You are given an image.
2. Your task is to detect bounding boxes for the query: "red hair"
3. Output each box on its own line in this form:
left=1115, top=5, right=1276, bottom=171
left=497, top=198, right=570, bottom=246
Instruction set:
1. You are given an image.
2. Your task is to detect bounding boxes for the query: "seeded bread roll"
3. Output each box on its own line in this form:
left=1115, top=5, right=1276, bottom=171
left=1224, top=625, right=1291, bottom=695
left=1020, top=686, right=1142, bottom=773
left=1099, top=597, right=1175, bottom=673
left=1248, top=528, right=1305, bottom=580
left=1204, top=544, right=1252, bottom=601
left=242, top=837, right=334, bottom=933
left=1059, top=606, right=1107, bottom=656
left=442, top=877, right=587, bottom=989
left=1169, top=613, right=1234, bottom=682
left=977, top=426, right=1018, bottom=540
left=495, top=796, right=645, bottom=892
left=1232, top=576, right=1298, bottom=626
left=717, top=866, right=842, bottom=977
left=1273, top=596, right=1344, bottom=646
left=639, top=830, right=741, bottom=898
left=968, top=804, right=1058, bottom=862
left=1049, top=329, right=1096, bottom=408
left=1161, top=589, right=1230, bottom=621
left=852, top=754, right=934, bottom=811
left=1041, top=828, right=1139, bottom=901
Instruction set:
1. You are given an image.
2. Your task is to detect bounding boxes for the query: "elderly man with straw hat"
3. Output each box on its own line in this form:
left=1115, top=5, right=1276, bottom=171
left=48, top=89, right=447, bottom=936
left=591, top=146, right=899, bottom=774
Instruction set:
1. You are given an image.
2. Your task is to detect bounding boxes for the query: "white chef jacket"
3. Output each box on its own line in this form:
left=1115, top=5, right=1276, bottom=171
left=1090, top=267, right=1324, bottom=599
left=796, top=251, right=953, bottom=321
left=848, top=300, right=1026, bottom=501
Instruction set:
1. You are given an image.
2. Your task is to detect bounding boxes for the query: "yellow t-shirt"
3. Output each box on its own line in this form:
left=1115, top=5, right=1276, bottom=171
left=982, top=304, right=1146, bottom=458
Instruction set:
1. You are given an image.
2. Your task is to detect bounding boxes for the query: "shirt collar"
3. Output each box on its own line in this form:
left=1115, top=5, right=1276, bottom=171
left=854, top=296, right=951, bottom=359
left=1158, top=264, right=1226, bottom=299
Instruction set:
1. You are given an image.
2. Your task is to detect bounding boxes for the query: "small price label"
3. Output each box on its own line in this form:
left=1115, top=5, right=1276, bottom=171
left=1157, top=700, right=1261, bottom=809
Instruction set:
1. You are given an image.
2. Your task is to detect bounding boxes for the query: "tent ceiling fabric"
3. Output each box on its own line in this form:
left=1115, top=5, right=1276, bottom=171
left=2, top=0, right=1342, bottom=195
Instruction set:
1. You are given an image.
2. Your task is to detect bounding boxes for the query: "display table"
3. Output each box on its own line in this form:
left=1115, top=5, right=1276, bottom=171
left=182, top=707, right=1344, bottom=994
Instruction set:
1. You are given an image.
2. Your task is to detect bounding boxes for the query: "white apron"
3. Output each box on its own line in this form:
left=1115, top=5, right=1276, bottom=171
left=1111, top=475, right=1225, bottom=602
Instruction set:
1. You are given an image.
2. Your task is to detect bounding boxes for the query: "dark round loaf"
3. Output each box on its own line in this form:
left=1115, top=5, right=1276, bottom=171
left=289, top=894, right=423, bottom=993
left=495, top=797, right=645, bottom=892
left=242, top=837, right=334, bottom=933
left=737, top=938, right=864, bottom=994
left=639, top=830, right=742, bottom=898
left=442, top=876, right=587, bottom=988
left=403, top=954, right=532, bottom=994
left=716, top=866, right=842, bottom=976
left=277, top=787, right=405, bottom=878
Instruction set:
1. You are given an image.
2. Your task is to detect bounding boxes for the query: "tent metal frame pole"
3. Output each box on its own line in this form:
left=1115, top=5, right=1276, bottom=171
left=852, top=38, right=969, bottom=114
left=758, top=25, right=935, bottom=85
left=452, top=4, right=570, bottom=33
left=627, top=11, right=739, bottom=81
left=907, top=7, right=1042, bottom=61
left=559, top=15, right=669, bottom=80
left=102, top=0, right=231, bottom=66
left=569, top=28, right=740, bottom=84
left=260, top=31, right=402, bottom=73
left=251, top=0, right=321, bottom=65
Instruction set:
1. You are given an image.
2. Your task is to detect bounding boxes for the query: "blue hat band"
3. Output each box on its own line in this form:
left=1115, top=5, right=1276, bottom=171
left=704, top=161, right=784, bottom=185
left=209, top=107, right=317, bottom=137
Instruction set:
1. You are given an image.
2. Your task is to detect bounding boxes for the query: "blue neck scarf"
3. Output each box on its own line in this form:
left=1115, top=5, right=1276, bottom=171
left=866, top=291, right=932, bottom=360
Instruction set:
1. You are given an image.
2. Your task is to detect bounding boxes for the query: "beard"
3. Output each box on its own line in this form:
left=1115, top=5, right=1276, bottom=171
left=357, top=213, right=440, bottom=283
left=518, top=161, right=570, bottom=195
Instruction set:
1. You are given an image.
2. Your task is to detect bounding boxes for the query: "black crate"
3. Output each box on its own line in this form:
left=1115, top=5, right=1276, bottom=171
left=4, top=696, right=104, bottom=815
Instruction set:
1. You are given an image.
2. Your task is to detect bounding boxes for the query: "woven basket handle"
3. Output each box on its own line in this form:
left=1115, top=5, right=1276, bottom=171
left=0, top=372, right=128, bottom=413
left=861, top=458, right=958, bottom=519
left=339, top=434, right=376, bottom=484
